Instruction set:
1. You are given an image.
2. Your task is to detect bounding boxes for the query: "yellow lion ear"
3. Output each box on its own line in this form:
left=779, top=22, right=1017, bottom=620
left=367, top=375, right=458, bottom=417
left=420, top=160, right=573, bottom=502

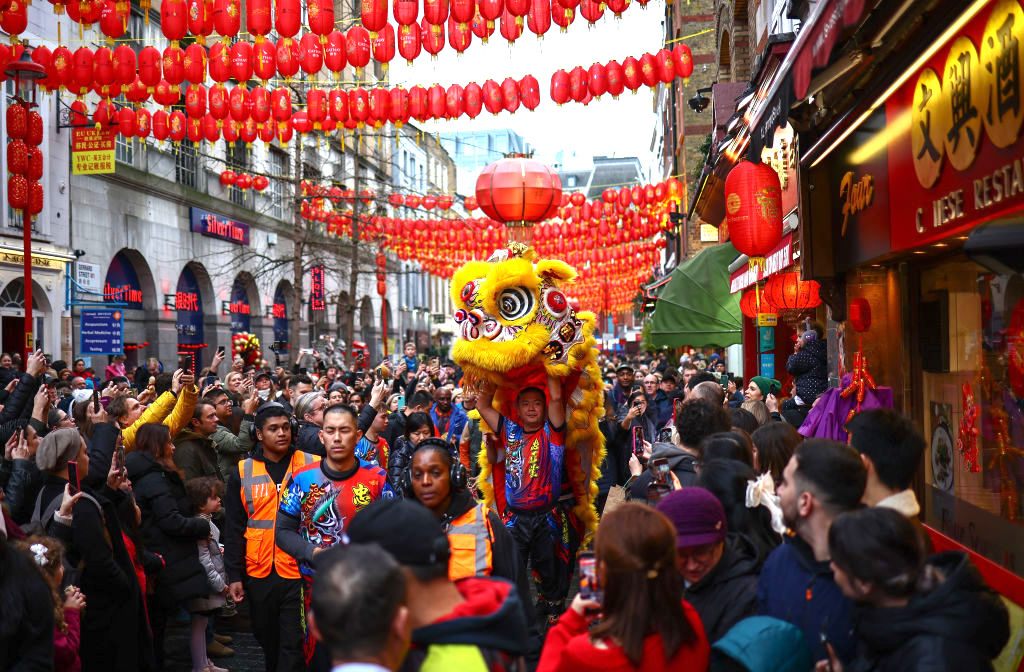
left=536, top=259, right=576, bottom=284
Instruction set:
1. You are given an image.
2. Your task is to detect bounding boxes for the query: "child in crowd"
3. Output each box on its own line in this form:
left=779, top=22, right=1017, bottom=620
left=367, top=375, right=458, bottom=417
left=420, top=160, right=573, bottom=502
left=14, top=536, right=86, bottom=672
left=185, top=477, right=230, bottom=672
left=784, top=319, right=828, bottom=412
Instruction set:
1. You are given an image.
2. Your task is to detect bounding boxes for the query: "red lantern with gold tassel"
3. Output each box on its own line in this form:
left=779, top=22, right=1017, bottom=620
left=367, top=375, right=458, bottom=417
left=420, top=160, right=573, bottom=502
left=672, top=43, right=693, bottom=83
left=848, top=297, right=871, bottom=333
left=161, top=0, right=187, bottom=45
left=397, top=21, right=421, bottom=63
left=447, top=15, right=471, bottom=53
left=362, top=0, right=387, bottom=36
left=389, top=86, right=410, bottom=126
left=550, top=69, right=569, bottom=105
left=276, top=36, right=300, bottom=79
left=330, top=88, right=349, bottom=123
left=253, top=39, right=276, bottom=81
left=482, top=79, right=502, bottom=114
left=499, top=7, right=522, bottom=42
left=724, top=160, right=783, bottom=267
left=372, top=23, right=396, bottom=71
left=229, top=40, right=252, bottom=82
left=324, top=29, right=347, bottom=75
left=183, top=43, right=205, bottom=83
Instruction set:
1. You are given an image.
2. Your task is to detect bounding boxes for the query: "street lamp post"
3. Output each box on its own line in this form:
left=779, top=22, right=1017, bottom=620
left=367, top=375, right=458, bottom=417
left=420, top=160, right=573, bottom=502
left=5, top=51, right=45, bottom=364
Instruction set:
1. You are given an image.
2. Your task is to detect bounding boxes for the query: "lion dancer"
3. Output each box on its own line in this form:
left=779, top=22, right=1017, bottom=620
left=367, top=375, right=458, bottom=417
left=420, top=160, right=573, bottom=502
left=275, top=404, right=395, bottom=671
left=476, top=373, right=584, bottom=625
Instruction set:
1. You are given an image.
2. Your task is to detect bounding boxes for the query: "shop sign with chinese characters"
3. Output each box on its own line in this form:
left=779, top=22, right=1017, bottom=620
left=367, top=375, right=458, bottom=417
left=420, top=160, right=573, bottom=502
left=71, top=128, right=115, bottom=175
left=888, top=0, right=1024, bottom=250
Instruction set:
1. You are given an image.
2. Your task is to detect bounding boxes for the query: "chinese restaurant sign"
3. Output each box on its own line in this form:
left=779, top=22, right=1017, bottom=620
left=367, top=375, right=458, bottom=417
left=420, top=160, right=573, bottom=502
left=71, top=128, right=115, bottom=175
left=888, top=0, right=1024, bottom=250
left=189, top=208, right=251, bottom=246
left=311, top=266, right=325, bottom=311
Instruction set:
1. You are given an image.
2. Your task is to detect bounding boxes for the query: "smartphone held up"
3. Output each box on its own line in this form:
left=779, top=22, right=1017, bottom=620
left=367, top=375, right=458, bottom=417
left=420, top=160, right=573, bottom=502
left=578, top=551, right=603, bottom=607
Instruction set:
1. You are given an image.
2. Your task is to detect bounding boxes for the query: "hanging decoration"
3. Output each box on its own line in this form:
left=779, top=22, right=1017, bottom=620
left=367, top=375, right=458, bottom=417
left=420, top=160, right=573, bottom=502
left=958, top=382, right=980, bottom=473
left=475, top=156, right=561, bottom=226
left=231, top=331, right=263, bottom=366
left=762, top=272, right=821, bottom=313
left=724, top=160, right=783, bottom=271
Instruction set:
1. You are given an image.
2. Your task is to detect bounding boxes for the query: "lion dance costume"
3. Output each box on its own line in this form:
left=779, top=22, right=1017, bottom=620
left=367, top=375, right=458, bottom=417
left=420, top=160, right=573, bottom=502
left=450, top=244, right=605, bottom=617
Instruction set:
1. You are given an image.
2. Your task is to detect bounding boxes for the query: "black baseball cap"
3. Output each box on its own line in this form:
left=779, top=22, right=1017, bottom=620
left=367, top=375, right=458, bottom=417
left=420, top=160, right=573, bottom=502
left=346, top=499, right=451, bottom=567
left=616, top=364, right=634, bottom=374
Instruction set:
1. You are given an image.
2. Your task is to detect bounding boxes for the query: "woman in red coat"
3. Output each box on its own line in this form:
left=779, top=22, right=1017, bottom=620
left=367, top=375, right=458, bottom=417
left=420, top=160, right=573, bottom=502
left=538, top=502, right=710, bottom=671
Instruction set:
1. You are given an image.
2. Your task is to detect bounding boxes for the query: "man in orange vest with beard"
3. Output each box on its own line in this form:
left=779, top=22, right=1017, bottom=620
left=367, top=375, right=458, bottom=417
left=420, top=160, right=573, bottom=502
left=222, top=404, right=319, bottom=672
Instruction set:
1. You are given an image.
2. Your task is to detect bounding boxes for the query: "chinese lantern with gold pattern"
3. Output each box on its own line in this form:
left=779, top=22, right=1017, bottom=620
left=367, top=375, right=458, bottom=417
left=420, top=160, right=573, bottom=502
left=724, top=160, right=783, bottom=270
left=763, top=272, right=821, bottom=313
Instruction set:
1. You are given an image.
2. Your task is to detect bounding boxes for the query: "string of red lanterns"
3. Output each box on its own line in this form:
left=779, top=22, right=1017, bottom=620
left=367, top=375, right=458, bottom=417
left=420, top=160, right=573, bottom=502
left=550, top=44, right=693, bottom=104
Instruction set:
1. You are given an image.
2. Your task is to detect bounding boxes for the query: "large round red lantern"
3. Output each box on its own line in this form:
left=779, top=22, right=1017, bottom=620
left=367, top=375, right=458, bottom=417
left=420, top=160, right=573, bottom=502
left=763, top=272, right=821, bottom=313
left=500, top=77, right=520, bottom=113
left=499, top=6, right=522, bottom=41
left=739, top=288, right=774, bottom=319
left=161, top=0, right=187, bottom=44
left=482, top=79, right=503, bottom=114
left=475, top=157, right=561, bottom=225
left=445, top=83, right=464, bottom=119
left=324, top=29, right=347, bottom=74
left=579, top=0, right=602, bottom=22
left=848, top=297, right=872, bottom=332
left=587, top=62, right=607, bottom=97
left=724, top=160, right=783, bottom=262
left=208, top=41, right=231, bottom=82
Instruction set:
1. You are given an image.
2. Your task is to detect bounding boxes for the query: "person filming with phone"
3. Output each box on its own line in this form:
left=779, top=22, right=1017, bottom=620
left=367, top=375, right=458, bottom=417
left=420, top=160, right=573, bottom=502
left=538, top=503, right=709, bottom=671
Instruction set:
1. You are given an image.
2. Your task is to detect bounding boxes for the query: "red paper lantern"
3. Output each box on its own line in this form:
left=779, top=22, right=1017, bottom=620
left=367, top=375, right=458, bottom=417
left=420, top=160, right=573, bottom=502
left=724, top=160, right=783, bottom=261
left=275, top=0, right=300, bottom=39
left=6, top=139, right=26, bottom=174
left=422, top=16, right=445, bottom=54
left=71, top=47, right=95, bottom=97
left=208, top=41, right=230, bottom=82
left=182, top=43, right=205, bottom=83
left=397, top=21, right=421, bottom=63
left=235, top=173, right=253, bottom=190
left=499, top=7, right=522, bottom=41
left=622, top=55, right=641, bottom=91
left=423, top=194, right=437, bottom=210
left=323, top=29, right=347, bottom=75
left=368, top=87, right=390, bottom=127
left=447, top=15, right=472, bottom=52
left=169, top=109, right=187, bottom=142
left=308, top=0, right=334, bottom=35
left=247, top=0, right=271, bottom=41
left=346, top=25, right=372, bottom=73
left=427, top=83, right=445, bottom=119
left=202, top=114, right=219, bottom=142
left=326, top=88, right=347, bottom=123
left=1, top=0, right=27, bottom=37
left=209, top=84, right=228, bottom=120
left=739, top=288, right=773, bottom=319
left=500, top=77, right=520, bottom=113
left=655, top=48, right=675, bottom=83
left=848, top=297, right=871, bottom=332
left=550, top=69, right=569, bottom=105
left=405, top=194, right=421, bottom=208
left=587, top=62, right=607, bottom=97
left=519, top=74, right=540, bottom=110
left=7, top=175, right=26, bottom=212
left=152, top=110, right=169, bottom=141
left=253, top=175, right=269, bottom=191
left=445, top=83, right=464, bottom=119
left=350, top=87, right=370, bottom=124
left=763, top=273, right=821, bottom=313
left=299, top=32, right=324, bottom=74
left=394, top=0, right=417, bottom=25
left=161, top=0, right=187, bottom=44
left=372, top=23, right=396, bottom=68
left=672, top=43, right=693, bottom=82
left=579, top=0, right=602, bottom=22
left=527, top=0, right=550, bottom=35
left=409, top=85, right=428, bottom=120
left=362, top=0, right=387, bottom=35
left=472, top=9, right=496, bottom=39
left=25, top=146, right=43, bottom=179
left=464, top=81, right=482, bottom=118
left=568, top=65, right=587, bottom=102
left=465, top=195, right=478, bottom=210
left=212, top=0, right=240, bottom=39
left=482, top=79, right=503, bottom=114
left=228, top=84, right=251, bottom=121
left=253, top=39, right=276, bottom=81
left=606, top=0, right=627, bottom=16
left=99, top=0, right=126, bottom=44
left=136, top=107, right=151, bottom=137
left=185, top=83, right=207, bottom=117
left=93, top=47, right=115, bottom=88
left=271, top=86, right=291, bottom=121
left=475, top=157, right=561, bottom=224
left=638, top=52, right=658, bottom=87
left=27, top=180, right=42, bottom=217
left=276, top=37, right=300, bottom=78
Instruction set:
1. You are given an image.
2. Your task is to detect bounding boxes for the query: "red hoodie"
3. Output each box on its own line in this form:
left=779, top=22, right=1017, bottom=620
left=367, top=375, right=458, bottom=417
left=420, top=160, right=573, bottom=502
left=537, top=601, right=710, bottom=672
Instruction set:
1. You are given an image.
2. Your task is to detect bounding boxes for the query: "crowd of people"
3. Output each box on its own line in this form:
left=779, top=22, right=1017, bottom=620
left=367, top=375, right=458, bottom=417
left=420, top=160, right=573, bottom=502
left=0, top=340, right=1012, bottom=672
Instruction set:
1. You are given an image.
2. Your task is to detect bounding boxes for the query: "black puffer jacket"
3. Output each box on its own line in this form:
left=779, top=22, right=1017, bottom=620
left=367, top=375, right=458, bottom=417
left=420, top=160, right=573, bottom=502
left=126, top=450, right=211, bottom=606
left=683, top=533, right=761, bottom=643
left=848, top=551, right=1009, bottom=672
left=786, top=338, right=828, bottom=403
left=296, top=420, right=325, bottom=457
left=387, top=436, right=414, bottom=497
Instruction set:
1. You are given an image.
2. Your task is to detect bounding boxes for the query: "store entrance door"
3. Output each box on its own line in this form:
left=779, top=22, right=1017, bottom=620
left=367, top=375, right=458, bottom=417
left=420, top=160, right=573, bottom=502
left=2, top=315, right=21, bottom=355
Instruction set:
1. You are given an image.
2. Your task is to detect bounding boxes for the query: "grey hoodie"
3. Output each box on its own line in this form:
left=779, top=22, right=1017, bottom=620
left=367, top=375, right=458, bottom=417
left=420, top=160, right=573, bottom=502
left=628, top=441, right=699, bottom=503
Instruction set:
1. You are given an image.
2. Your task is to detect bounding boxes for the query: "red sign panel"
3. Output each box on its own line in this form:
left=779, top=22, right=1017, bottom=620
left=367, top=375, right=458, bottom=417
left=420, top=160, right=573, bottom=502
left=887, top=0, right=1024, bottom=251
left=310, top=265, right=325, bottom=311
left=729, top=233, right=794, bottom=293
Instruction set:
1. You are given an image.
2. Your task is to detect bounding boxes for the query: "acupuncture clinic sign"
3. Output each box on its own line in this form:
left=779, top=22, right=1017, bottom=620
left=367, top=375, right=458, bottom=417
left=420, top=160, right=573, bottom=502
left=886, top=0, right=1024, bottom=251
left=189, top=207, right=250, bottom=246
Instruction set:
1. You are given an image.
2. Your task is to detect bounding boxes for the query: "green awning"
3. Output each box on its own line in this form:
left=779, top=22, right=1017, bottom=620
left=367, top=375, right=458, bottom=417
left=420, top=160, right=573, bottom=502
left=650, top=243, right=743, bottom=348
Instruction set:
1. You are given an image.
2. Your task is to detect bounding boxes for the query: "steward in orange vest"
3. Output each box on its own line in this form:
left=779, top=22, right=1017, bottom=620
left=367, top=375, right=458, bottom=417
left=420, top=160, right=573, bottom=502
left=222, top=404, right=318, bottom=672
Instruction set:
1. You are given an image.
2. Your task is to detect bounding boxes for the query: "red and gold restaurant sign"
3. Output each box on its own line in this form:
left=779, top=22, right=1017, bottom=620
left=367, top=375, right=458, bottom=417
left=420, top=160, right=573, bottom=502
left=71, top=128, right=116, bottom=175
left=887, top=0, right=1024, bottom=251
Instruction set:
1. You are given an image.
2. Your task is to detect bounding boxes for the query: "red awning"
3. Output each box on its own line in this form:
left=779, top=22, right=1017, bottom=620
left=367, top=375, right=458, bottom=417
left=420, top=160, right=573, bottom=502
left=747, top=0, right=868, bottom=158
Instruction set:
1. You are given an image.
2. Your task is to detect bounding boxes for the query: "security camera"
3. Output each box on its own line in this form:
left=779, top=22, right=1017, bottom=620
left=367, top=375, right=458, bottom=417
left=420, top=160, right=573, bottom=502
left=688, top=90, right=710, bottom=113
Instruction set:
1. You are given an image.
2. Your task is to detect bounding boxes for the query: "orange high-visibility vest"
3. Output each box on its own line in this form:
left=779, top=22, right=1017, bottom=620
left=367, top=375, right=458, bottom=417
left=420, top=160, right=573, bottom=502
left=446, top=503, right=494, bottom=581
left=238, top=450, right=319, bottom=580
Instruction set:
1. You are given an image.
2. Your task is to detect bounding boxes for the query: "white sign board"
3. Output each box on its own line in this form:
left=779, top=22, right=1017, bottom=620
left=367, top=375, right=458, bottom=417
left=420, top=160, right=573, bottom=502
left=75, top=261, right=102, bottom=293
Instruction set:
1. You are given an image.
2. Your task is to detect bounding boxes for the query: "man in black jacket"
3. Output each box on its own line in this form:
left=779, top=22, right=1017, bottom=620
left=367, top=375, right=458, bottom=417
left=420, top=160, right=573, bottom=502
left=657, top=487, right=760, bottom=642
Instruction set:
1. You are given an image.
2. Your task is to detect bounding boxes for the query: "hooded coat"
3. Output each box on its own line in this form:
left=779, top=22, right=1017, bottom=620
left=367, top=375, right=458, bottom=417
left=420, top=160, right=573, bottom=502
left=711, top=616, right=813, bottom=672
left=847, top=551, right=1009, bottom=672
left=786, top=338, right=828, bottom=403
left=126, top=450, right=211, bottom=606
left=629, top=442, right=699, bottom=503
left=399, top=577, right=530, bottom=672
left=684, top=533, right=761, bottom=643
left=171, top=428, right=221, bottom=482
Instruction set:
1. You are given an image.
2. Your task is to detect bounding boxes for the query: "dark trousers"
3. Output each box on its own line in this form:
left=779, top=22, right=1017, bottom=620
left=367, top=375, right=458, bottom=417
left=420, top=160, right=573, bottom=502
left=245, top=573, right=305, bottom=672
left=503, top=502, right=582, bottom=614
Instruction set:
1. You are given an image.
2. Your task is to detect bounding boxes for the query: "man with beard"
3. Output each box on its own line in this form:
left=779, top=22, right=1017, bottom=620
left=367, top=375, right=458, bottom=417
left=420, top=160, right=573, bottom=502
left=758, top=439, right=866, bottom=665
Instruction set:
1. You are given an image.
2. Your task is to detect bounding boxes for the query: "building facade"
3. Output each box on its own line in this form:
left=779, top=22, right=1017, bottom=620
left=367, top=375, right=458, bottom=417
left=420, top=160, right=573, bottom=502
left=439, top=129, right=531, bottom=195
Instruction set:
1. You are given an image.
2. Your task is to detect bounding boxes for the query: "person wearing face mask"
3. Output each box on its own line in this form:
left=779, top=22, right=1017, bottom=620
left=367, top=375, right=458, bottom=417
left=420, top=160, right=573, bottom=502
left=254, top=372, right=275, bottom=403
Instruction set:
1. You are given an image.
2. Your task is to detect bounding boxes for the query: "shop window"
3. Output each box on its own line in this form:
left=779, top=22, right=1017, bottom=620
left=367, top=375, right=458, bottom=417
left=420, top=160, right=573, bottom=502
left=175, top=139, right=197, bottom=189
left=114, top=96, right=133, bottom=165
left=919, top=258, right=1024, bottom=577
left=226, top=140, right=249, bottom=207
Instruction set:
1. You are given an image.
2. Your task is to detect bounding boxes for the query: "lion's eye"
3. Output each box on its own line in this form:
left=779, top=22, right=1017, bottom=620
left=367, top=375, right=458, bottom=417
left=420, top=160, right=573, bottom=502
left=498, top=287, right=535, bottom=321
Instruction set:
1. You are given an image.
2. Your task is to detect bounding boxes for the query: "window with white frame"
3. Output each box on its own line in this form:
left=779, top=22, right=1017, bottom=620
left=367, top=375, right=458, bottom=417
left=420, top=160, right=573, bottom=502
left=226, top=140, right=249, bottom=206
left=269, top=147, right=288, bottom=220
left=176, top=138, right=198, bottom=188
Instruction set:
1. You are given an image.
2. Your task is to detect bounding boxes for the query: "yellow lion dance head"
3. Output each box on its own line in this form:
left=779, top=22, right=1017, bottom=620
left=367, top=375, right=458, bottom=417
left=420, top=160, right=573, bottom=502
left=450, top=243, right=605, bottom=541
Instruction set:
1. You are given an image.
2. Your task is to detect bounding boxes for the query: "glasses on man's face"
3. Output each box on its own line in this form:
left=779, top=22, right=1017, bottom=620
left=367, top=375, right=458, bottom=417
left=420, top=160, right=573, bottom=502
left=216, top=399, right=232, bottom=407
left=677, top=543, right=717, bottom=564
